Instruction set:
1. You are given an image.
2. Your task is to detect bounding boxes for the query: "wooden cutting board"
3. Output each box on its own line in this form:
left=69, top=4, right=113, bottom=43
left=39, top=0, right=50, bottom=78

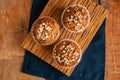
left=22, top=0, right=108, bottom=76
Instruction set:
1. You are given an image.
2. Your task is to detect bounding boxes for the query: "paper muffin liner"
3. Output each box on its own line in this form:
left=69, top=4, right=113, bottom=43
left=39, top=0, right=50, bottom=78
left=52, top=39, right=82, bottom=68
left=31, top=16, right=60, bottom=46
left=61, top=4, right=90, bottom=33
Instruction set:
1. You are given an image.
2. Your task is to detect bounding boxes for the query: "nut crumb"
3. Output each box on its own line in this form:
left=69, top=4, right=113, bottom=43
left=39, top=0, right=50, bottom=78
left=67, top=9, right=70, bottom=12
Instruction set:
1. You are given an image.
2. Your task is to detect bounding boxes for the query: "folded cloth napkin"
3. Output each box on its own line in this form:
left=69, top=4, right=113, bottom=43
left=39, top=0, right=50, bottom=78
left=22, top=0, right=106, bottom=80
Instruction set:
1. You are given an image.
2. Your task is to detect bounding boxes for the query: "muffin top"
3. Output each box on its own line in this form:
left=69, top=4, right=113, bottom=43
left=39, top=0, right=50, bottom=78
left=53, top=39, right=82, bottom=68
left=61, top=4, right=90, bottom=33
left=31, top=17, right=60, bottom=45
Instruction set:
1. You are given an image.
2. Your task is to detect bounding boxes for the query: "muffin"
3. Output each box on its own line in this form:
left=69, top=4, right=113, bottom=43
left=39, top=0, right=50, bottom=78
left=53, top=39, right=82, bottom=68
left=31, top=16, right=60, bottom=45
left=61, top=4, right=90, bottom=33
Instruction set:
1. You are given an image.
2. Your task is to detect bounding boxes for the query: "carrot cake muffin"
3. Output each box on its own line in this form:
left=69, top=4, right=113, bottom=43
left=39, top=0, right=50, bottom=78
left=31, top=16, right=60, bottom=45
left=61, top=4, right=90, bottom=33
left=53, top=39, right=82, bottom=68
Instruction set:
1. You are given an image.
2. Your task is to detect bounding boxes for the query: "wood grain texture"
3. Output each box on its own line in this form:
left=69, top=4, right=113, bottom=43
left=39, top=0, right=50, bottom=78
left=0, top=0, right=32, bottom=59
left=105, top=0, right=120, bottom=80
left=0, top=0, right=46, bottom=79
left=22, top=0, right=108, bottom=76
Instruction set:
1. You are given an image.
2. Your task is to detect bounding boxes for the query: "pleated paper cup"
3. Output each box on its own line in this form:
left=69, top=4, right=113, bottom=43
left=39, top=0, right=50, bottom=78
left=53, top=39, right=82, bottom=68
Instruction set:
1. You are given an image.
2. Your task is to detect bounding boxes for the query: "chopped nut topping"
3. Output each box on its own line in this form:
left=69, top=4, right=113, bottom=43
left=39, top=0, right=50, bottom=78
left=45, top=26, right=52, bottom=31
left=60, top=45, right=65, bottom=50
left=63, top=42, right=66, bottom=44
left=67, top=9, right=70, bottom=12
left=32, top=17, right=59, bottom=45
left=82, top=9, right=85, bottom=12
left=42, top=23, right=46, bottom=25
left=36, top=23, right=54, bottom=40
left=74, top=52, right=79, bottom=56
left=77, top=23, right=82, bottom=26
left=68, top=16, right=74, bottom=22
left=53, top=40, right=81, bottom=67
left=74, top=20, right=78, bottom=23
left=69, top=54, right=71, bottom=56
left=62, top=5, right=90, bottom=32
left=62, top=50, right=66, bottom=53
left=66, top=63, right=69, bottom=65
left=51, top=31, right=55, bottom=37
left=78, top=14, right=83, bottom=18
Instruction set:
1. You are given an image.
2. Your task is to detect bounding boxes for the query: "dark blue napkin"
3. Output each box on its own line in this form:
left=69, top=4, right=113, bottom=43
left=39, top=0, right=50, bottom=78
left=22, top=0, right=106, bottom=80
